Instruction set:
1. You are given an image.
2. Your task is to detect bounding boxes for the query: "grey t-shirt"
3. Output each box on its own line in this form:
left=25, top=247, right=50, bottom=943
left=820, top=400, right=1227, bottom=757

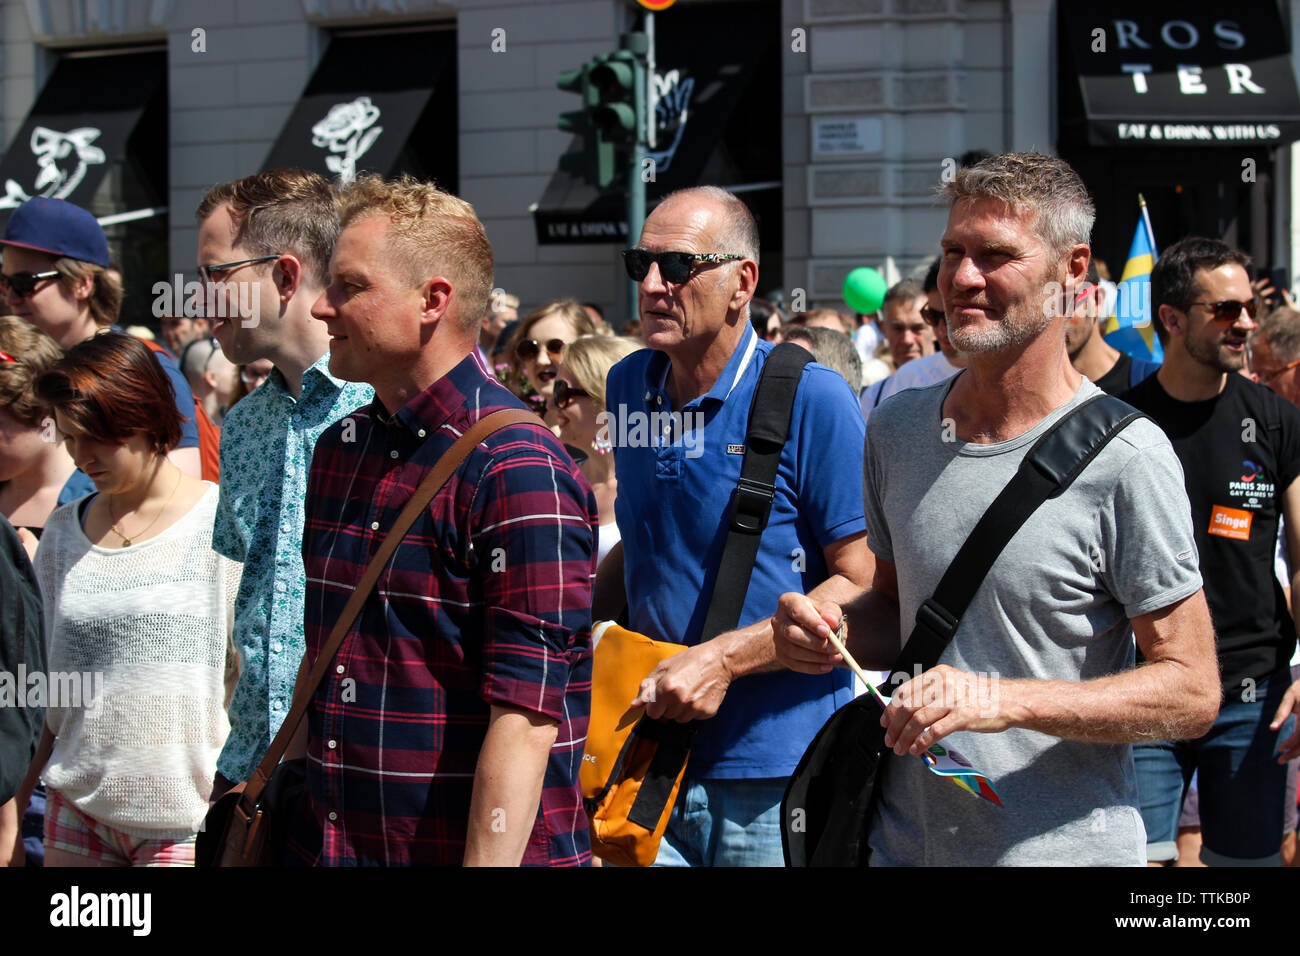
left=864, top=375, right=1202, bottom=866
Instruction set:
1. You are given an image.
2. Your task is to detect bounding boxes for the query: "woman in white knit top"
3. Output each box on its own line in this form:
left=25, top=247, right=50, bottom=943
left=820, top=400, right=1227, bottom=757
left=9, top=332, right=238, bottom=867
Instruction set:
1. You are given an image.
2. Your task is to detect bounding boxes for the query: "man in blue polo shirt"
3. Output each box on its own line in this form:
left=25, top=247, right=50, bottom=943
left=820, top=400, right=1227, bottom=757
left=601, top=186, right=873, bottom=866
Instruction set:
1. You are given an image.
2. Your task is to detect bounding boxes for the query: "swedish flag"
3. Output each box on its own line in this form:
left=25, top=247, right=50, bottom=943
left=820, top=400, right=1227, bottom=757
left=1102, top=196, right=1162, bottom=363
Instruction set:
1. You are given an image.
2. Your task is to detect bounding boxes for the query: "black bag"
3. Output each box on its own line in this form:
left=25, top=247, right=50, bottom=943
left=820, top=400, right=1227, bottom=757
left=782, top=393, right=1144, bottom=866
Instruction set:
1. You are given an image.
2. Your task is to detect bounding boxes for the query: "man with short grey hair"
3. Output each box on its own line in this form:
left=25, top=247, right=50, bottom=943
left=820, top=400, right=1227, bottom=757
left=1252, top=306, right=1300, bottom=407
left=783, top=325, right=863, bottom=393
left=774, top=152, right=1219, bottom=865
left=601, top=185, right=873, bottom=866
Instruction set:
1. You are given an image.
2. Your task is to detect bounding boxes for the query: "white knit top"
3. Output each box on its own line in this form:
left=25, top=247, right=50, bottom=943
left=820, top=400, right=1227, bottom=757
left=34, top=483, right=241, bottom=839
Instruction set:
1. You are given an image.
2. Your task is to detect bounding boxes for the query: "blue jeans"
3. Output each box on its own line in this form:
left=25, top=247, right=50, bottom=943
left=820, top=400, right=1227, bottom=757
left=1134, top=672, right=1294, bottom=865
left=652, top=777, right=787, bottom=867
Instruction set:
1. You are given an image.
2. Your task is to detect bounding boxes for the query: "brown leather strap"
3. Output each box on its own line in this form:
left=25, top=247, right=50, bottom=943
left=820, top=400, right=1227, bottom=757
left=238, top=407, right=542, bottom=814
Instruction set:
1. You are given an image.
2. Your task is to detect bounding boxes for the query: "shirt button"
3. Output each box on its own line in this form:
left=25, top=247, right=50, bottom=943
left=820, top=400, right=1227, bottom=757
left=275, top=581, right=286, bottom=593
left=271, top=642, right=282, bottom=654
left=389, top=450, right=399, bottom=459
left=336, top=664, right=345, bottom=674
left=370, top=521, right=380, bottom=531
left=272, top=699, right=283, bottom=711
left=417, top=429, right=426, bottom=438
left=281, top=523, right=291, bottom=533
left=656, top=395, right=663, bottom=406
left=328, top=811, right=338, bottom=822
left=328, top=739, right=337, bottom=750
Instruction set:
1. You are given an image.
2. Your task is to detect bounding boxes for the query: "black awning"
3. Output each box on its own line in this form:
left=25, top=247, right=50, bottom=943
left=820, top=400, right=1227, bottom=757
left=1061, top=3, right=1300, bottom=148
left=533, top=2, right=772, bottom=244
left=0, top=50, right=164, bottom=213
left=263, top=28, right=452, bottom=180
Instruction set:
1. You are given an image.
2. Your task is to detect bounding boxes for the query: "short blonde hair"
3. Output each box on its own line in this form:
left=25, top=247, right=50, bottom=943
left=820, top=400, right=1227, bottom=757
left=563, top=334, right=641, bottom=409
left=337, top=174, right=493, bottom=333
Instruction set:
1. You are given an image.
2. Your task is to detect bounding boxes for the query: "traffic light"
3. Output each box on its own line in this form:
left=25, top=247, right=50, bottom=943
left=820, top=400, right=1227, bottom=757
left=556, top=59, right=617, bottom=189
left=555, top=33, right=647, bottom=191
left=590, top=50, right=637, bottom=149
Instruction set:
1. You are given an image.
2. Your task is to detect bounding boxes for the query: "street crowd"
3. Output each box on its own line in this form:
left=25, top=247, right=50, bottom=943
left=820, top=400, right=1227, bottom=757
left=2, top=152, right=1299, bottom=867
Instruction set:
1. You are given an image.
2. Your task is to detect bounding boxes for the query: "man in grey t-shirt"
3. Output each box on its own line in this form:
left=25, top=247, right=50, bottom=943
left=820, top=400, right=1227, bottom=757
left=772, top=152, right=1220, bottom=865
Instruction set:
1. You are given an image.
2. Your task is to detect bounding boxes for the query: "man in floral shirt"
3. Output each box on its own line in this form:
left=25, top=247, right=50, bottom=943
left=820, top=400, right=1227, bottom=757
left=196, top=169, right=372, bottom=796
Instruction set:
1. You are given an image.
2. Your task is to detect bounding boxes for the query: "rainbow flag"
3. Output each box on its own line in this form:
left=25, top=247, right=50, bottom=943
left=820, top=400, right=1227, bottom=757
left=1102, top=196, right=1163, bottom=363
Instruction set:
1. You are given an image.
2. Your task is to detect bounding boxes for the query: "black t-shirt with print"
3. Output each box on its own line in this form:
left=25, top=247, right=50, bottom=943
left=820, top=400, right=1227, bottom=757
left=1122, top=372, right=1300, bottom=696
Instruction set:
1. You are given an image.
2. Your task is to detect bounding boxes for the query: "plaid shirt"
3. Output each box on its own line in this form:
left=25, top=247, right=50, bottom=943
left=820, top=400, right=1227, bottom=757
left=286, top=354, right=596, bottom=866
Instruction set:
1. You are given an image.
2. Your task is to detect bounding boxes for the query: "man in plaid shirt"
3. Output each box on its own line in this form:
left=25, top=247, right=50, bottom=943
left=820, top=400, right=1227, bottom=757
left=282, top=175, right=597, bottom=866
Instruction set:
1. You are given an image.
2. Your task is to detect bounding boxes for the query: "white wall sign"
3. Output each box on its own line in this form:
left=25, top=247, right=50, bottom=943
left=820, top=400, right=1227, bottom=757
left=812, top=117, right=883, bottom=156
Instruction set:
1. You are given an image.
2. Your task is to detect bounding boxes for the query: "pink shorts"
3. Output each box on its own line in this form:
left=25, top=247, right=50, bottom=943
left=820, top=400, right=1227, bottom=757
left=43, top=788, right=196, bottom=867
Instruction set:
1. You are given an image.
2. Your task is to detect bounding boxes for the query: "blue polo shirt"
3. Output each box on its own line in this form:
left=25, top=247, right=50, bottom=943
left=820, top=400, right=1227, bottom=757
left=606, top=323, right=865, bottom=778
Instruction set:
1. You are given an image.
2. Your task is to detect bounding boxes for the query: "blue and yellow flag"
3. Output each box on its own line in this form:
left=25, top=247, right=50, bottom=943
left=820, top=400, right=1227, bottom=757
left=1102, top=197, right=1162, bottom=363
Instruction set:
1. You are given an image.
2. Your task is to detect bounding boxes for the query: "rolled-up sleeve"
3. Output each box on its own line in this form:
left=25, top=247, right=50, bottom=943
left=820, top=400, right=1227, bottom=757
left=471, top=437, right=596, bottom=720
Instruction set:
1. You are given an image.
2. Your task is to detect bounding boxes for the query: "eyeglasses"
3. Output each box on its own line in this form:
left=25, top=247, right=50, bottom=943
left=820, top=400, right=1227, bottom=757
left=515, top=338, right=567, bottom=361
left=919, top=306, right=946, bottom=326
left=1258, top=355, right=1300, bottom=384
left=553, top=380, right=590, bottom=409
left=0, top=270, right=60, bottom=298
left=1184, top=299, right=1259, bottom=323
left=197, top=254, right=281, bottom=284
left=621, top=249, right=744, bottom=284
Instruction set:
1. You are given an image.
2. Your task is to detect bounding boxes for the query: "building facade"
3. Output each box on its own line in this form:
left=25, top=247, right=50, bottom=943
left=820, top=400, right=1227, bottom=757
left=1, top=0, right=1298, bottom=328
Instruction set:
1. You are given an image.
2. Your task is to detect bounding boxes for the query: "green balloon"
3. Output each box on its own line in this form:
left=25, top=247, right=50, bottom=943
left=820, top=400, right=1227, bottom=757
left=842, top=267, right=887, bottom=315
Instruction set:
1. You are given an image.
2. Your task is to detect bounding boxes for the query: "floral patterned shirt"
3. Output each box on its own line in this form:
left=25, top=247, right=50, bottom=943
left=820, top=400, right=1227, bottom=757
left=212, top=354, right=373, bottom=782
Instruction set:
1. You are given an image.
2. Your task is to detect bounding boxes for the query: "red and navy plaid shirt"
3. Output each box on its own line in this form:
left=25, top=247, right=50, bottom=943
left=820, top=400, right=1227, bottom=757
left=285, top=354, right=596, bottom=866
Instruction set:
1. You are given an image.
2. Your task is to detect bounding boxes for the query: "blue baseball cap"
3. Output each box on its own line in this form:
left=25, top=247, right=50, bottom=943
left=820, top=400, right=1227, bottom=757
left=0, top=197, right=110, bottom=268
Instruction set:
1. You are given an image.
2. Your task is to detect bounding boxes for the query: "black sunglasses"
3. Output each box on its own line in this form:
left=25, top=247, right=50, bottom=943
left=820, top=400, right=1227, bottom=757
left=1184, top=299, right=1259, bottom=323
left=919, top=305, right=946, bottom=326
left=0, top=269, right=60, bottom=298
left=621, top=249, right=744, bottom=284
left=553, top=380, right=590, bottom=409
left=515, top=337, right=566, bottom=361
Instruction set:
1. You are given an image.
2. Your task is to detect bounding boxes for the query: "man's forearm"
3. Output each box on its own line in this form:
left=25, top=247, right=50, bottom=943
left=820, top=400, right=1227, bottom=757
left=993, top=659, right=1218, bottom=744
left=463, top=704, right=558, bottom=866
left=725, top=570, right=879, bottom=679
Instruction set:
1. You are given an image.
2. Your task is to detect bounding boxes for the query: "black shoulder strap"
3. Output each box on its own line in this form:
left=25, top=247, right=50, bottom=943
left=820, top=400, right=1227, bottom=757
left=699, top=342, right=814, bottom=642
left=886, top=393, right=1145, bottom=686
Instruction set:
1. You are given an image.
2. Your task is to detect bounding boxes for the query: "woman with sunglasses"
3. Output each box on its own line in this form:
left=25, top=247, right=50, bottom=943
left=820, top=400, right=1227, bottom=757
left=554, top=335, right=642, bottom=567
left=506, top=298, right=595, bottom=429
left=9, top=332, right=239, bottom=867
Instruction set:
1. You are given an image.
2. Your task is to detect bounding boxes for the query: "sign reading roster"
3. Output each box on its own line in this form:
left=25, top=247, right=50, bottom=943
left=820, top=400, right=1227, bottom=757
left=1060, top=3, right=1300, bottom=147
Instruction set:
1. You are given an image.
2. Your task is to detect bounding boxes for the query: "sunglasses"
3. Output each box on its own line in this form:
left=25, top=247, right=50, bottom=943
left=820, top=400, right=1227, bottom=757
left=621, top=249, right=744, bottom=284
left=197, top=254, right=281, bottom=285
left=515, top=338, right=567, bottom=361
left=0, top=269, right=60, bottom=298
left=553, top=380, right=590, bottom=409
left=919, top=305, right=945, bottom=326
left=1184, top=299, right=1258, bottom=323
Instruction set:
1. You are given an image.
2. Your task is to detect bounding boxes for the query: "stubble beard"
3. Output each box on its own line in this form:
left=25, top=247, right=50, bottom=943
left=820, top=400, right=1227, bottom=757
left=1184, top=330, right=1246, bottom=374
left=948, top=302, right=1054, bottom=354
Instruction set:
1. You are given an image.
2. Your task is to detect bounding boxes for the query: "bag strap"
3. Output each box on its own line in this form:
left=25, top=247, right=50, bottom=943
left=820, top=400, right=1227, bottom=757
left=886, top=393, right=1144, bottom=686
left=237, top=406, right=541, bottom=814
left=699, top=342, right=814, bottom=642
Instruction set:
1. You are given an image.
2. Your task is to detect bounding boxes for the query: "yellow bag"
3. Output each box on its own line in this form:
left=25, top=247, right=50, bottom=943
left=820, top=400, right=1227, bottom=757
left=582, top=621, right=697, bottom=866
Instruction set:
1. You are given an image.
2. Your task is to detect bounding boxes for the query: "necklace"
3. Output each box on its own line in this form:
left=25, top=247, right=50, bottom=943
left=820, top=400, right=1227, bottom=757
left=108, top=468, right=182, bottom=547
